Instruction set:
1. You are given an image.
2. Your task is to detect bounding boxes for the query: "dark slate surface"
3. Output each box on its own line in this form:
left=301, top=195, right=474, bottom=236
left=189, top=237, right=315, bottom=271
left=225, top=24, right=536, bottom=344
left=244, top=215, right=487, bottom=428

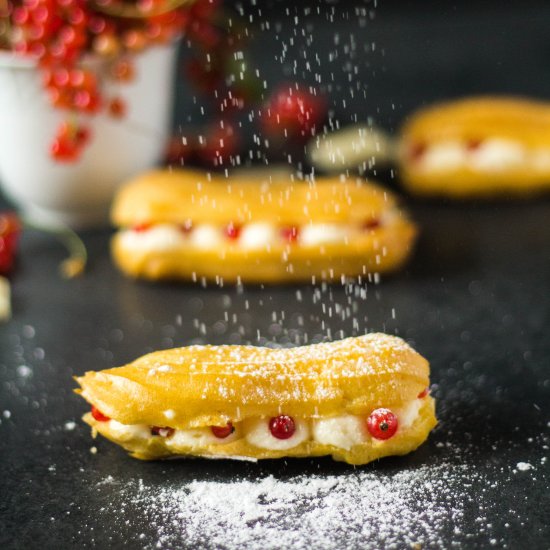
left=2, top=1, right=550, bottom=548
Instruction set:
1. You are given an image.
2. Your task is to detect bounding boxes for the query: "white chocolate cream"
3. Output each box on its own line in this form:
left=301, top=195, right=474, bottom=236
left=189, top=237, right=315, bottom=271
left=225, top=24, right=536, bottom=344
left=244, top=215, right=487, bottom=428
left=119, top=224, right=186, bottom=251
left=312, top=415, right=368, bottom=450
left=299, top=224, right=351, bottom=247
left=189, top=224, right=223, bottom=248
left=108, top=420, right=151, bottom=441
left=244, top=417, right=311, bottom=451
left=97, top=397, right=425, bottom=452
left=414, top=138, right=542, bottom=173
left=118, top=218, right=389, bottom=253
left=420, top=142, right=466, bottom=172
left=395, top=398, right=423, bottom=429
left=167, top=425, right=241, bottom=448
left=469, top=139, right=525, bottom=171
left=239, top=223, right=278, bottom=250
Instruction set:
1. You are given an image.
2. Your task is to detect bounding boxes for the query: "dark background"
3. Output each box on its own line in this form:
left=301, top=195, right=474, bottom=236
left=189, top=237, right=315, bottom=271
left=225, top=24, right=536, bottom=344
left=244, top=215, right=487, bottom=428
left=1, top=1, right=550, bottom=548
left=175, top=0, right=550, bottom=153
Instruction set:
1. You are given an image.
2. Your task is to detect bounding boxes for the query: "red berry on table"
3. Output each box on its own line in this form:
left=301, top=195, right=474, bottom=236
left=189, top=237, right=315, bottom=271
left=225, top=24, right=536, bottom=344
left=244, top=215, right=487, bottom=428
left=185, top=57, right=224, bottom=95
left=281, top=226, right=300, bottom=243
left=91, top=406, right=110, bottom=422
left=196, top=121, right=240, bottom=166
left=367, top=408, right=398, bottom=440
left=164, top=134, right=195, bottom=165
left=269, top=415, right=296, bottom=440
left=224, top=222, right=241, bottom=240
left=151, top=426, right=175, bottom=438
left=260, top=84, right=326, bottom=140
left=0, top=213, right=21, bottom=275
left=211, top=422, right=234, bottom=439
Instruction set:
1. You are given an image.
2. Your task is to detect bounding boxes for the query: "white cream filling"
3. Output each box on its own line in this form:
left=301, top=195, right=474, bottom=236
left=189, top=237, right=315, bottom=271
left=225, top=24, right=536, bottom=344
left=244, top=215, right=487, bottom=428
left=167, top=425, right=241, bottom=448
left=189, top=224, right=223, bottom=248
left=119, top=224, right=186, bottom=251
left=395, top=398, right=423, bottom=429
left=415, top=138, right=550, bottom=173
left=118, top=220, right=384, bottom=253
left=100, top=398, right=423, bottom=451
left=108, top=420, right=151, bottom=441
left=239, top=223, right=278, bottom=249
left=244, top=417, right=311, bottom=451
left=469, top=139, right=525, bottom=171
left=299, top=224, right=351, bottom=246
left=420, top=142, right=466, bottom=171
left=312, top=399, right=422, bottom=450
left=312, top=415, right=368, bottom=450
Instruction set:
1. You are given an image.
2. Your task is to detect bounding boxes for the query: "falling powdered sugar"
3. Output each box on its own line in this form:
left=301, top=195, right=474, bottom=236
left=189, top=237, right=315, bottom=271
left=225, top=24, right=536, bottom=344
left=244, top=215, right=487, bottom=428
left=100, top=459, right=497, bottom=549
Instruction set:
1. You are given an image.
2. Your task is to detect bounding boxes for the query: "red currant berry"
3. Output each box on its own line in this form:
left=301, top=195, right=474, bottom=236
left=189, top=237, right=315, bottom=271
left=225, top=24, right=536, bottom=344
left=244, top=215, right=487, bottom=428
left=91, top=406, right=110, bottom=422
left=211, top=422, right=234, bottom=439
left=50, top=121, right=90, bottom=162
left=179, top=220, right=193, bottom=234
left=269, top=415, right=296, bottom=440
left=281, top=226, right=300, bottom=243
left=108, top=97, right=126, bottom=119
left=466, top=138, right=483, bottom=151
left=224, top=222, right=241, bottom=240
left=197, top=121, right=240, bottom=166
left=409, top=142, right=426, bottom=162
left=151, top=426, right=175, bottom=438
left=0, top=213, right=21, bottom=275
left=50, top=136, right=79, bottom=162
left=260, top=85, right=326, bottom=140
left=362, top=218, right=380, bottom=231
left=111, top=58, right=135, bottom=82
left=133, top=223, right=151, bottom=232
left=367, top=408, right=398, bottom=440
left=417, top=388, right=430, bottom=399
left=164, top=134, right=195, bottom=165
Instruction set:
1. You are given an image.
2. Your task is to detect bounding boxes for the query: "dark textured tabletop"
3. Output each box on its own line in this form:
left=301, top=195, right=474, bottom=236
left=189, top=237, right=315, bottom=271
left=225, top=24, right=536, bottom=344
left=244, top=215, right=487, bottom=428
left=2, top=1, right=550, bottom=549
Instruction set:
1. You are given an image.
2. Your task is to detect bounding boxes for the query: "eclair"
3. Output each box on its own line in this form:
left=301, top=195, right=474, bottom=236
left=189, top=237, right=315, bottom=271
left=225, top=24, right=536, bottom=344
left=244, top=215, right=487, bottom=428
left=110, top=169, right=416, bottom=284
left=76, top=334, right=437, bottom=465
left=399, top=96, right=550, bottom=197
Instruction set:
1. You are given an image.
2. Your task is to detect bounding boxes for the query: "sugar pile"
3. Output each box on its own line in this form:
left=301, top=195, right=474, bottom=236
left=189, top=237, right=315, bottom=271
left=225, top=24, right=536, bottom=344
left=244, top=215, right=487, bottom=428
left=99, top=458, right=500, bottom=549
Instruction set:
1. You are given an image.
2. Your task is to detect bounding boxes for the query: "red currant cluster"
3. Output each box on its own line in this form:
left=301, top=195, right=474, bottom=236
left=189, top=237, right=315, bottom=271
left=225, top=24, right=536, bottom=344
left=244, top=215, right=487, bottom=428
left=2, top=0, right=202, bottom=162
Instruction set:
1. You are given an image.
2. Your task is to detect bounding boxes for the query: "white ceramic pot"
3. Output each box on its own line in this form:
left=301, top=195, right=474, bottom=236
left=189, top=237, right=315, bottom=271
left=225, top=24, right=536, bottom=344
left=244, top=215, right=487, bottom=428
left=0, top=45, right=177, bottom=228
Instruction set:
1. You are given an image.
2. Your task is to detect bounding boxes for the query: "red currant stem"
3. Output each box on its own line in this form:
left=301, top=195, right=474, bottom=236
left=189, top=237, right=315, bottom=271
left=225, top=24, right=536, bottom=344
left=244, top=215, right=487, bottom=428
left=90, top=0, right=195, bottom=19
left=21, top=216, right=87, bottom=279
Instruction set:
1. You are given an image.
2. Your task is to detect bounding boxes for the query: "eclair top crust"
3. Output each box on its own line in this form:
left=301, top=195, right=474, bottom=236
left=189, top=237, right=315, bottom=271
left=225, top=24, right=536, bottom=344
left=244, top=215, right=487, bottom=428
left=111, top=170, right=400, bottom=227
left=76, top=334, right=429, bottom=430
left=401, top=96, right=550, bottom=148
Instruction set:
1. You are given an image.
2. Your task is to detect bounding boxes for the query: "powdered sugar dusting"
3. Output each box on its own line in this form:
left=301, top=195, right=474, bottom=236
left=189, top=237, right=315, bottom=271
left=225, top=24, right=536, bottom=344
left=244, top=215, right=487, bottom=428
left=93, top=456, right=501, bottom=549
